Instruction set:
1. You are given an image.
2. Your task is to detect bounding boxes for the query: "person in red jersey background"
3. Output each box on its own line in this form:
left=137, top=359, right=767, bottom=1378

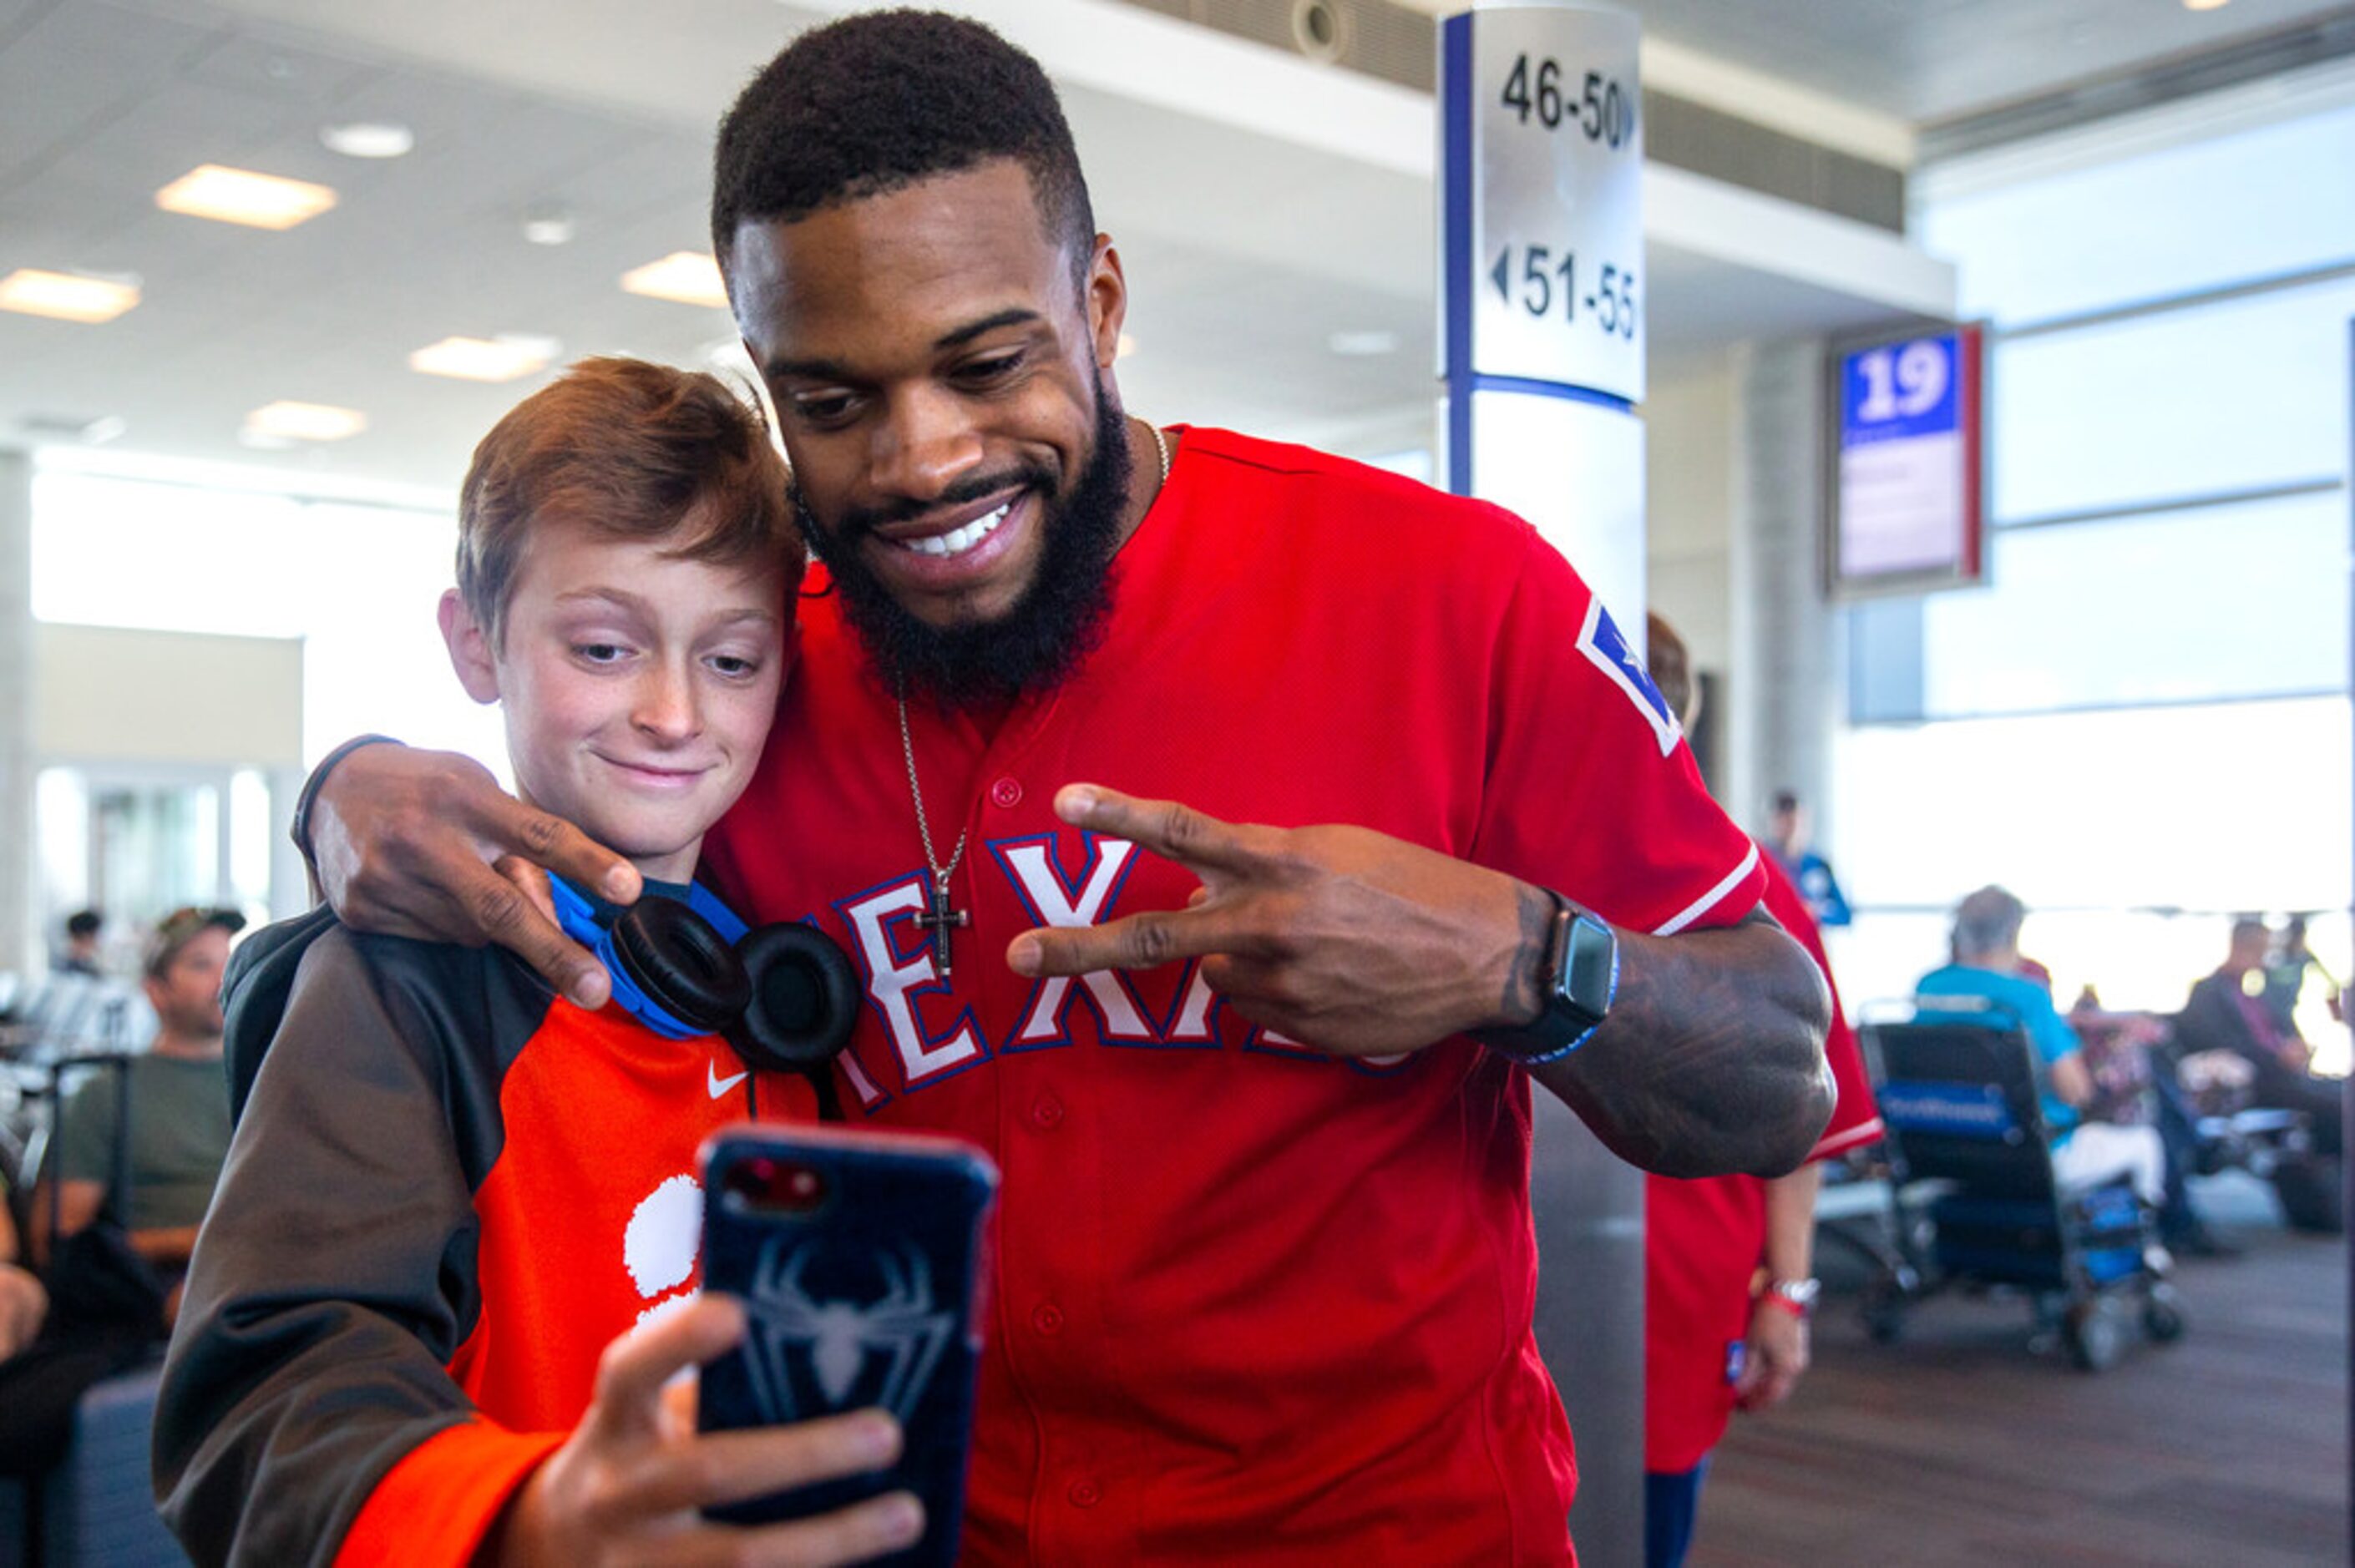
left=1642, top=614, right=1882, bottom=1568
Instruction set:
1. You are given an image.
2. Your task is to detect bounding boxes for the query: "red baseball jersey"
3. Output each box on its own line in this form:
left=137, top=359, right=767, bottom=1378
left=706, top=426, right=1768, bottom=1564
left=1643, top=850, right=1881, bottom=1474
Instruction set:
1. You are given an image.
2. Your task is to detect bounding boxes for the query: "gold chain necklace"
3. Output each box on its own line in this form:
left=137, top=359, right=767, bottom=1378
left=892, top=418, right=1168, bottom=978
left=1147, top=418, right=1170, bottom=486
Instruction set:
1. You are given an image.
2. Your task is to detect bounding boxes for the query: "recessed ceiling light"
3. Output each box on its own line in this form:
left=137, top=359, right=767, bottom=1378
left=2183, top=0, right=2230, bottom=9
left=0, top=268, right=140, bottom=323
left=620, top=251, right=728, bottom=309
left=156, top=164, right=338, bottom=230
left=244, top=401, right=366, bottom=442
left=319, top=121, right=414, bottom=159
left=408, top=335, right=559, bottom=382
left=1329, top=329, right=1400, bottom=357
left=522, top=204, right=576, bottom=246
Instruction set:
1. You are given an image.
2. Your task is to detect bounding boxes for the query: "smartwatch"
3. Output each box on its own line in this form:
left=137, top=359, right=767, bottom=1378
left=1474, top=891, right=1618, bottom=1066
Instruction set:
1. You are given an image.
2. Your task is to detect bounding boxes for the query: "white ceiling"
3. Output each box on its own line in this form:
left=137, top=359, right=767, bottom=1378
left=1606, top=0, right=2354, bottom=126
left=0, top=0, right=2332, bottom=497
left=1, top=0, right=1464, bottom=491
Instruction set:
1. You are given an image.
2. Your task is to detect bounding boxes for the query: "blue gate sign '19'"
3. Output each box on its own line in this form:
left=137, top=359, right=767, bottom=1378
left=1846, top=338, right=1956, bottom=443
left=1833, top=327, right=1982, bottom=585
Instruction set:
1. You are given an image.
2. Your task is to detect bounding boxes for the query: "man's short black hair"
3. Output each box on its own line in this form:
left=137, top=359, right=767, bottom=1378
left=64, top=909, right=102, bottom=942
left=712, top=10, right=1095, bottom=284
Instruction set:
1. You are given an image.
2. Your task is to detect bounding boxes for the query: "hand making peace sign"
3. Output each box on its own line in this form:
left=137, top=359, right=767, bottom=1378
left=1005, top=783, right=1550, bottom=1060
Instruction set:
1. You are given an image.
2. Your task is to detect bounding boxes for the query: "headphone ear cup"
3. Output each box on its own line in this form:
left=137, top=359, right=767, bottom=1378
left=610, top=898, right=752, bottom=1035
left=727, top=923, right=860, bottom=1074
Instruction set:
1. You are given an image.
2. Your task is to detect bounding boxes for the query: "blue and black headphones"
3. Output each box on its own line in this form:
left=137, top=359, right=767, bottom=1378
left=549, top=876, right=858, bottom=1077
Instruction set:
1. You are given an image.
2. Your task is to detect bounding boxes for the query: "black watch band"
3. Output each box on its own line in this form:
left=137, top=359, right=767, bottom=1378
left=1473, top=891, right=1619, bottom=1066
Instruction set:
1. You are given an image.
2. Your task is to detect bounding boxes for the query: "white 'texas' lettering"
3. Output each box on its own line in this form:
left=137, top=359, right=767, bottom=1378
left=1167, top=964, right=1218, bottom=1042
left=842, top=880, right=983, bottom=1088
left=1005, top=839, right=1153, bottom=1043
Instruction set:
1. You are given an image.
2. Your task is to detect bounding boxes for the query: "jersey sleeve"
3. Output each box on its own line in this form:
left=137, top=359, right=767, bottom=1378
left=1468, top=523, right=1764, bottom=935
left=155, top=929, right=547, bottom=1568
left=1756, top=852, right=1881, bottom=1159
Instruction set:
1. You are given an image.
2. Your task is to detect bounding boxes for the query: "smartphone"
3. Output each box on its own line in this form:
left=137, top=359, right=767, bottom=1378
left=696, top=1124, right=998, bottom=1560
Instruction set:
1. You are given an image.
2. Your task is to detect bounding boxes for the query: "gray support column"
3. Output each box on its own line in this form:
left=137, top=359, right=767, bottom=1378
left=1530, top=1096, right=1644, bottom=1561
left=1729, top=340, right=1842, bottom=844
left=0, top=449, right=33, bottom=979
left=1438, top=13, right=1649, bottom=1555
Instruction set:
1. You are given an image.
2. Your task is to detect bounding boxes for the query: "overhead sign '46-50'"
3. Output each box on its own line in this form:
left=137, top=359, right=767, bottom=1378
left=1498, top=53, right=1636, bottom=149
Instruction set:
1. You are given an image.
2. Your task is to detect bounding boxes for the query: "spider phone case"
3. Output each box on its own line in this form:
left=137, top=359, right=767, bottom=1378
left=696, top=1124, right=997, bottom=1559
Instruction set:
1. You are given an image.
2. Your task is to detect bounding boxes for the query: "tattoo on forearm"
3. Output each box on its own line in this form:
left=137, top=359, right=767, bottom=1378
left=1496, top=883, right=1557, bottom=1029
left=1540, top=916, right=1832, bottom=1179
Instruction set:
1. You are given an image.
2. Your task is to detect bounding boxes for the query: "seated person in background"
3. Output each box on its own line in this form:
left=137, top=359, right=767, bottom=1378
left=2070, top=987, right=2234, bottom=1256
left=0, top=908, right=236, bottom=1482
left=2177, top=918, right=2343, bottom=1159
left=0, top=1188, right=45, bottom=1359
left=1916, top=887, right=2166, bottom=1206
left=57, top=908, right=106, bottom=978
left=2265, top=914, right=2342, bottom=1038
left=18, top=913, right=133, bottom=1057
left=33, top=904, right=243, bottom=1316
left=155, top=358, right=918, bottom=1568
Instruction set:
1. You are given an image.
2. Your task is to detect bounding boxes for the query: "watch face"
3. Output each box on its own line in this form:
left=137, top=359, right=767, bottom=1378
left=1561, top=913, right=1618, bottom=1022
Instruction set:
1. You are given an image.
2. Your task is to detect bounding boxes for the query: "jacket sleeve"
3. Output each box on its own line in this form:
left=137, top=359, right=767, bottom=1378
left=220, top=903, right=339, bottom=1124
left=154, top=928, right=550, bottom=1568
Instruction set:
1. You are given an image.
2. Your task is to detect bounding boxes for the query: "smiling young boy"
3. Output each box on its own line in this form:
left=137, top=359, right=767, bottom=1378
left=156, top=359, right=921, bottom=1568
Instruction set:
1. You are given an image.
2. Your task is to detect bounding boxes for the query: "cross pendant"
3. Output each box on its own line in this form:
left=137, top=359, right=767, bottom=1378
left=914, top=882, right=970, bottom=977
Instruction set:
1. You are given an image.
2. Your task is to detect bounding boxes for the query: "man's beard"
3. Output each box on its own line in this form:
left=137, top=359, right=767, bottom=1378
left=795, top=385, right=1133, bottom=711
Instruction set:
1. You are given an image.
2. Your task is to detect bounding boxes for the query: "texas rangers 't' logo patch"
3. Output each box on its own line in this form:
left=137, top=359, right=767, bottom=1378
left=1577, top=598, right=1680, bottom=757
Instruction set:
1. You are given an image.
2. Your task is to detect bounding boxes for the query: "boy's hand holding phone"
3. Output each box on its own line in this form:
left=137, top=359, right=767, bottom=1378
left=488, top=1296, right=923, bottom=1567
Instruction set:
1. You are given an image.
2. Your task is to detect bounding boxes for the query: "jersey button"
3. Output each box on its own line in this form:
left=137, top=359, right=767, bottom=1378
left=1031, top=1302, right=1065, bottom=1337
left=990, top=776, right=1022, bottom=808
left=1030, top=1095, right=1065, bottom=1130
left=1067, top=1479, right=1101, bottom=1509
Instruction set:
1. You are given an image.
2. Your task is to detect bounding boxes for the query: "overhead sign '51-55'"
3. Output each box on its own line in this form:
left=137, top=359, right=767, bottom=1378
left=1487, top=242, right=1636, bottom=341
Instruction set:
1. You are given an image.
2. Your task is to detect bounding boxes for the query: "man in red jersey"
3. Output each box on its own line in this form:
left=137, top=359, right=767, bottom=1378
left=1638, top=615, right=1881, bottom=1568
left=289, top=13, right=1832, bottom=1561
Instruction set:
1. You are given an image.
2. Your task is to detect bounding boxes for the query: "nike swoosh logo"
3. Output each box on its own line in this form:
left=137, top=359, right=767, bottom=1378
left=708, top=1062, right=748, bottom=1100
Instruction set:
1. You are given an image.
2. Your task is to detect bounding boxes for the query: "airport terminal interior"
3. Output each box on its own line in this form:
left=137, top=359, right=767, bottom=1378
left=0, top=0, right=2349, bottom=1562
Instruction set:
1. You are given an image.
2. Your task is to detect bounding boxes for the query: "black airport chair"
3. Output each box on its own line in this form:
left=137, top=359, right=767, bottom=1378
left=1861, top=1012, right=2185, bottom=1371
